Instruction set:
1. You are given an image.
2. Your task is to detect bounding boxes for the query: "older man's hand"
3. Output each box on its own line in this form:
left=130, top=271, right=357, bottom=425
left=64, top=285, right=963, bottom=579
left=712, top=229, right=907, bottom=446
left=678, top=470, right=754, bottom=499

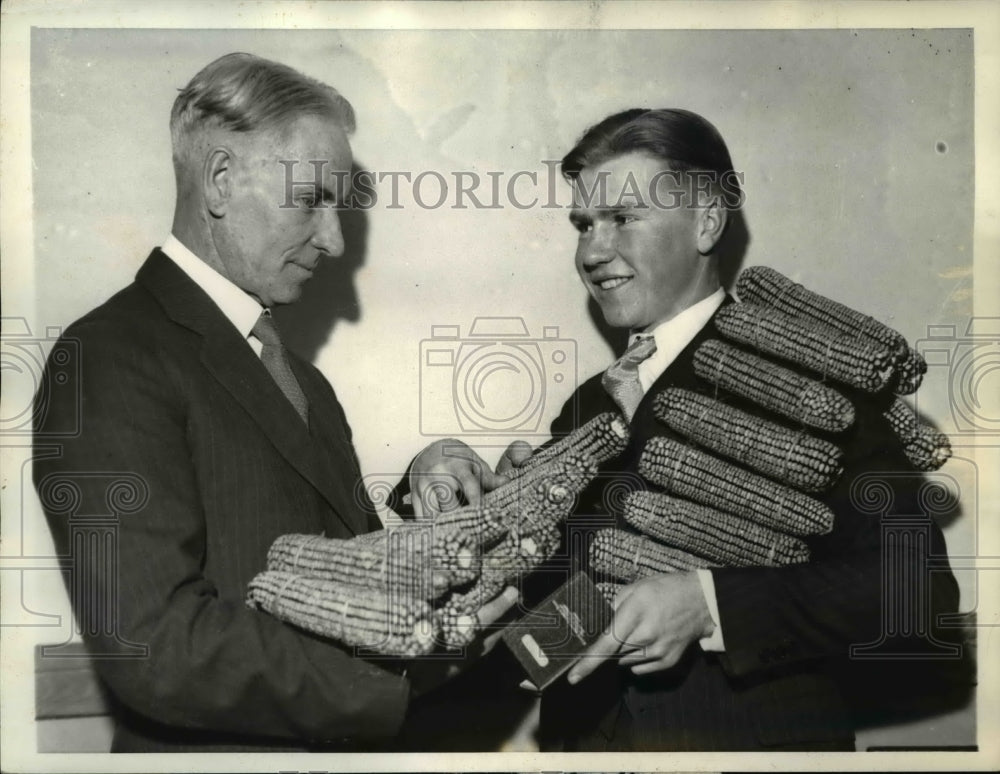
left=409, top=439, right=509, bottom=519
left=566, top=572, right=714, bottom=683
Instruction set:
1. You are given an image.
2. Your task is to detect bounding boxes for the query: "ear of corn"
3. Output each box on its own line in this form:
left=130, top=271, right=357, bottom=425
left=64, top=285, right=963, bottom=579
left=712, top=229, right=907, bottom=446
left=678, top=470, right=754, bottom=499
left=737, top=265, right=908, bottom=355
left=483, top=452, right=597, bottom=536
left=715, top=303, right=897, bottom=393
left=736, top=265, right=928, bottom=396
left=654, top=388, right=843, bottom=492
left=246, top=570, right=437, bottom=657
left=894, top=347, right=928, bottom=395
left=504, top=413, right=629, bottom=482
left=883, top=397, right=952, bottom=471
left=590, top=528, right=712, bottom=583
left=623, top=490, right=810, bottom=567
left=639, top=436, right=834, bottom=535
left=266, top=525, right=479, bottom=601
left=595, top=580, right=625, bottom=606
left=693, top=339, right=855, bottom=432
left=433, top=503, right=509, bottom=548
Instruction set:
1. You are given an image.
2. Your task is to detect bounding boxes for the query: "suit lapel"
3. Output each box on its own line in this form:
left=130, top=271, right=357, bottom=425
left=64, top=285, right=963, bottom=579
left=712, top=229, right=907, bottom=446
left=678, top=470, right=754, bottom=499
left=292, top=361, right=372, bottom=535
left=136, top=249, right=362, bottom=536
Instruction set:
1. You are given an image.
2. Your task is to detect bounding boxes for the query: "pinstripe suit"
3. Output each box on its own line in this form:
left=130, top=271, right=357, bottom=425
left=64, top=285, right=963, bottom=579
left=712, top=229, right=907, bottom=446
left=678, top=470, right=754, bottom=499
left=538, top=302, right=959, bottom=751
left=33, top=249, right=410, bottom=752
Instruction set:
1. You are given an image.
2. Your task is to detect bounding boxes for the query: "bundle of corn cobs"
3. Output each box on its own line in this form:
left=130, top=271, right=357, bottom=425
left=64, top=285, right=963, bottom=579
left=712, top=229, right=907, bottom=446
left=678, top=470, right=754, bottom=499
left=246, top=412, right=630, bottom=657
left=591, top=265, right=952, bottom=602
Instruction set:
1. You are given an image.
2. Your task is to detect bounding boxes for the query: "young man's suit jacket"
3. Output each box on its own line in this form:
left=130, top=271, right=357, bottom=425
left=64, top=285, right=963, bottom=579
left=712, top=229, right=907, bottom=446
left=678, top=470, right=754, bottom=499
left=33, top=249, right=410, bottom=752
left=539, top=299, right=959, bottom=751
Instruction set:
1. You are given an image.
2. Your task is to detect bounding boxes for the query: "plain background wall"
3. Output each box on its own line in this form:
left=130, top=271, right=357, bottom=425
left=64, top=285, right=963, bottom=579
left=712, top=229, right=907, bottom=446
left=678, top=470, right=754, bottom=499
left=6, top=24, right=987, bottom=755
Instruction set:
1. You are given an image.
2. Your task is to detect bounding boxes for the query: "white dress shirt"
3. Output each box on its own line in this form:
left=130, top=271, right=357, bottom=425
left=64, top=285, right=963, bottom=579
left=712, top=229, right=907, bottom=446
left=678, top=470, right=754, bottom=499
left=628, top=287, right=727, bottom=652
left=161, top=234, right=266, bottom=357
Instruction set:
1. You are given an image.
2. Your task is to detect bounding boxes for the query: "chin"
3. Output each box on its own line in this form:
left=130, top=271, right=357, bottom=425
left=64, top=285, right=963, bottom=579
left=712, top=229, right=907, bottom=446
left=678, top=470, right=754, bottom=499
left=273, top=287, right=305, bottom=306
left=601, top=307, right=639, bottom=331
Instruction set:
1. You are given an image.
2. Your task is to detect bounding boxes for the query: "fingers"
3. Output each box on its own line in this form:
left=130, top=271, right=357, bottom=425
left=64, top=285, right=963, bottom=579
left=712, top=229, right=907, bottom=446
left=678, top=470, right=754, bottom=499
left=496, top=440, right=533, bottom=475
left=566, top=626, right=626, bottom=684
left=477, top=585, right=520, bottom=627
left=479, top=467, right=511, bottom=494
left=630, top=655, right=681, bottom=675
left=454, top=470, right=483, bottom=508
left=618, top=645, right=655, bottom=666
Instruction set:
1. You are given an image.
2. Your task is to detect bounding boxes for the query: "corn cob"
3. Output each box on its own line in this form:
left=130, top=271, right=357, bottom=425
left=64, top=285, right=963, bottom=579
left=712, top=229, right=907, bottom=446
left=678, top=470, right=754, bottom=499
left=737, top=265, right=909, bottom=359
left=266, top=525, right=479, bottom=601
left=715, top=303, right=896, bottom=393
left=694, top=339, right=855, bottom=432
left=623, top=490, right=810, bottom=567
left=736, top=267, right=925, bottom=393
left=433, top=503, right=509, bottom=547
left=590, top=528, right=712, bottom=582
left=247, top=570, right=437, bottom=657
left=883, top=397, right=952, bottom=471
left=434, top=520, right=562, bottom=649
left=654, top=388, right=843, bottom=492
left=595, top=581, right=626, bottom=606
left=894, top=347, right=928, bottom=395
left=504, top=412, right=629, bottom=481
left=433, top=569, right=509, bottom=650
left=639, top=436, right=834, bottom=535
left=484, top=452, right=598, bottom=536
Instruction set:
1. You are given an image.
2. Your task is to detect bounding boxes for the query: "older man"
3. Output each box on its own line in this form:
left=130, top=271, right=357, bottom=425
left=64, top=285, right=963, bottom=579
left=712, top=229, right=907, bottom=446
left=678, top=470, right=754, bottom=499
left=33, top=53, right=513, bottom=753
left=413, top=108, right=959, bottom=751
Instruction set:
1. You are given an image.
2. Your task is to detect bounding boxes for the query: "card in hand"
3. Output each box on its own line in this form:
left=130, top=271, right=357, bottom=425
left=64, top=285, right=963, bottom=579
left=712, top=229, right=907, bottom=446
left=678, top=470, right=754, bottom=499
left=501, top=571, right=614, bottom=690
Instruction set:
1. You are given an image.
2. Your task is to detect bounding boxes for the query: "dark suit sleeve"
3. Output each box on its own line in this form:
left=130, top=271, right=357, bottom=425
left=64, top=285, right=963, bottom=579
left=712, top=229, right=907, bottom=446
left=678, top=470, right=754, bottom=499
left=710, top=395, right=960, bottom=678
left=33, top=321, right=410, bottom=744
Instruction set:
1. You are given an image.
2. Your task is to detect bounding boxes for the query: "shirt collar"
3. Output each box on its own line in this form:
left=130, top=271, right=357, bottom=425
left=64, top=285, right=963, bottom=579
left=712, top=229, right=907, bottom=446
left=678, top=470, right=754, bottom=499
left=160, top=234, right=264, bottom=341
left=630, top=287, right=725, bottom=392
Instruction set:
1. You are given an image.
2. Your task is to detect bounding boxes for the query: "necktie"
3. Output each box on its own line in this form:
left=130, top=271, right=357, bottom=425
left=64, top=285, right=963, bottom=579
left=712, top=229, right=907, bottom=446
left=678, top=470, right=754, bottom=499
left=602, top=335, right=657, bottom=422
left=252, top=311, right=309, bottom=425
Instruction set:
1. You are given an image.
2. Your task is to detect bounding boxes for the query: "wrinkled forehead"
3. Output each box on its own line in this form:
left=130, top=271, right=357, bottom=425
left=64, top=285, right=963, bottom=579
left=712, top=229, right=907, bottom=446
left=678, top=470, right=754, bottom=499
left=242, top=114, right=354, bottom=194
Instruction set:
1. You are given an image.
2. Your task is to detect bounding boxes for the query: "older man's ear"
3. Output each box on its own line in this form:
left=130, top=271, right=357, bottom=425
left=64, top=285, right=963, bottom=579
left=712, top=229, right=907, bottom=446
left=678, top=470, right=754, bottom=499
left=696, top=195, right=728, bottom=256
left=204, top=146, right=233, bottom=218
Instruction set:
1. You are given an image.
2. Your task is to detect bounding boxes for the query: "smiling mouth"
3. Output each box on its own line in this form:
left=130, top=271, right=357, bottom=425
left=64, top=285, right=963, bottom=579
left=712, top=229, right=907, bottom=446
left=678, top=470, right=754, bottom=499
left=596, top=277, right=631, bottom=291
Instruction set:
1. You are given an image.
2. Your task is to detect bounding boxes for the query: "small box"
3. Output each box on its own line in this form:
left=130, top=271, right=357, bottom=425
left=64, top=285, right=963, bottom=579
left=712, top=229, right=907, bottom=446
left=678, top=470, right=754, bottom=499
left=501, top=571, right=614, bottom=690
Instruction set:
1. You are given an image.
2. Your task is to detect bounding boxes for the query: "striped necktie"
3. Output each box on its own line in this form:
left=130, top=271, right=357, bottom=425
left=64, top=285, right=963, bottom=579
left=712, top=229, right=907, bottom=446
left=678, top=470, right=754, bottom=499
left=602, top=335, right=657, bottom=422
left=252, top=311, right=309, bottom=425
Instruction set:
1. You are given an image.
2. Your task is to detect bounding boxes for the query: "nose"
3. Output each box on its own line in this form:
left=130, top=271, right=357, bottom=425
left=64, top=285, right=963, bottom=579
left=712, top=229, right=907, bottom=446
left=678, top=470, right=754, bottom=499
left=312, top=207, right=345, bottom=258
left=579, top=221, right=616, bottom=270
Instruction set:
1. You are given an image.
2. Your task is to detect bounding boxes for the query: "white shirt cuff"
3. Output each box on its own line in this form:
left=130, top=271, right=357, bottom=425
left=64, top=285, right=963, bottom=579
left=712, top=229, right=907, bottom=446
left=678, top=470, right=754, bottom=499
left=696, top=568, right=726, bottom=652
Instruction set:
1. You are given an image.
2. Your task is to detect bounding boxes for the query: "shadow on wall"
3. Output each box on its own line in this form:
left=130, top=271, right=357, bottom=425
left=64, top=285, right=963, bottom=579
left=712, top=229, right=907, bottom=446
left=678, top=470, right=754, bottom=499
left=586, top=205, right=751, bottom=353
left=274, top=163, right=371, bottom=363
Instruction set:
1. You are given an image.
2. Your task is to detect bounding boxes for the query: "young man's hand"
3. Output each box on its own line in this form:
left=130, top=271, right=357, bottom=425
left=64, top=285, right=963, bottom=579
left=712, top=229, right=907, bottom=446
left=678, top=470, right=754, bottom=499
left=567, top=572, right=714, bottom=683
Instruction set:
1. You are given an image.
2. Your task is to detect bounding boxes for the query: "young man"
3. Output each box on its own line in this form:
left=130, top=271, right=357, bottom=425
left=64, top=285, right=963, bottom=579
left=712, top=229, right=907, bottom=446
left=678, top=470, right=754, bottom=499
left=413, top=108, right=959, bottom=751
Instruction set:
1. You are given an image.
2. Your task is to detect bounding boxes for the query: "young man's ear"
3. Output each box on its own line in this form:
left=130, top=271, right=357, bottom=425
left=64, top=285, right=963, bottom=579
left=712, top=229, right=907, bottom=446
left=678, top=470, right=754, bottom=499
left=204, top=147, right=233, bottom=217
left=696, top=195, right=728, bottom=255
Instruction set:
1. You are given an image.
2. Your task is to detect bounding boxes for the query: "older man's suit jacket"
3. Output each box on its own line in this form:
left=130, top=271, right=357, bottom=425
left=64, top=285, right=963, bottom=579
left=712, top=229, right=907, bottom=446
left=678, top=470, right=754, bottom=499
left=539, top=300, right=959, bottom=751
left=33, top=249, right=410, bottom=752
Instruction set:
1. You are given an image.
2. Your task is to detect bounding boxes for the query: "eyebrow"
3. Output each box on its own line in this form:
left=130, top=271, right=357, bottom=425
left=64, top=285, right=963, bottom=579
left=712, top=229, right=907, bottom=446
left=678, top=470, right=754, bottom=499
left=569, top=203, right=638, bottom=224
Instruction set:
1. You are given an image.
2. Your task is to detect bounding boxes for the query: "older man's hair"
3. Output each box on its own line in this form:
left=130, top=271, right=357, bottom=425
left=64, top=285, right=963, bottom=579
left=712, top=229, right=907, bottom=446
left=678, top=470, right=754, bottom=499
left=561, top=108, right=742, bottom=209
left=170, top=52, right=355, bottom=175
